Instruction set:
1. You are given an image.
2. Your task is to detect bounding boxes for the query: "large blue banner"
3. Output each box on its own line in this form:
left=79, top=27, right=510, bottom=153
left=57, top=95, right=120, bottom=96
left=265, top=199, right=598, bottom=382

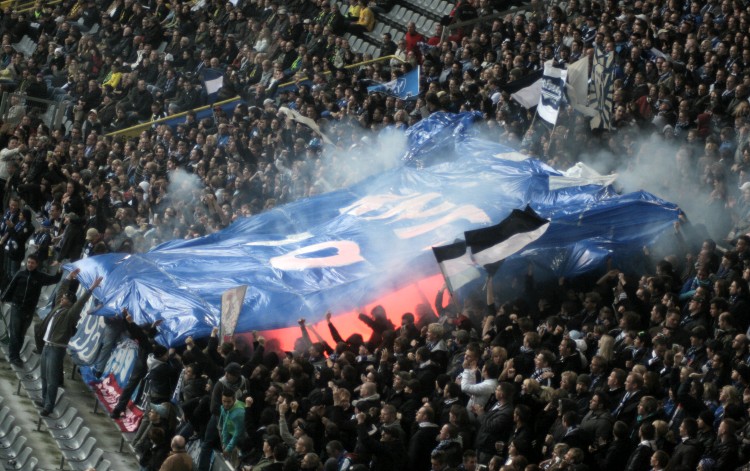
left=67, top=113, right=681, bottom=346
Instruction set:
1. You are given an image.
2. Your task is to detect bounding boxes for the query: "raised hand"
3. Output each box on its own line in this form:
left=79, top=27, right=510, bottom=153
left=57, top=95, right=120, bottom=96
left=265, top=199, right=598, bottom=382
left=91, top=276, right=103, bottom=289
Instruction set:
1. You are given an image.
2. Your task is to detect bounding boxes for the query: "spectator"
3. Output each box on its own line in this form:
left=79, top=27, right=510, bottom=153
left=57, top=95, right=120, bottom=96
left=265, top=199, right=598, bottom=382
left=2, top=254, right=61, bottom=365
left=219, top=386, right=247, bottom=465
left=38, top=268, right=102, bottom=415
left=159, top=435, right=193, bottom=471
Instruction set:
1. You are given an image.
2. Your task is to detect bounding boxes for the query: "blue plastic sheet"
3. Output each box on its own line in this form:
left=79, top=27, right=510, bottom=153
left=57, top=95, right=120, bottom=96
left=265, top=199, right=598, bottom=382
left=67, top=112, right=681, bottom=346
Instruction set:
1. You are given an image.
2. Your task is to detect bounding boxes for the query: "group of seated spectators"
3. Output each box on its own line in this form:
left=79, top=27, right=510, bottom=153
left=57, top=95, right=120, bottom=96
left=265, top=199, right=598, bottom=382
left=4, top=0, right=750, bottom=470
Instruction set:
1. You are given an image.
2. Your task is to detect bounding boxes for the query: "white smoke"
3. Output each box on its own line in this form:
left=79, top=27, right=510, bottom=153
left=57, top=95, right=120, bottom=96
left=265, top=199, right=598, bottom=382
left=577, top=129, right=725, bottom=242
left=167, top=168, right=204, bottom=202
left=318, top=126, right=409, bottom=189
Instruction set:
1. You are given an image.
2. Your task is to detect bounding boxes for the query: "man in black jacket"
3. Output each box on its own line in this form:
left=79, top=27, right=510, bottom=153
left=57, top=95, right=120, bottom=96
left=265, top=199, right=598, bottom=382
left=356, top=413, right=405, bottom=471
left=712, top=418, right=740, bottom=471
left=667, top=417, right=703, bottom=471
left=624, top=423, right=657, bottom=471
left=2, top=254, right=61, bottom=366
left=408, top=405, right=440, bottom=471
left=475, top=381, right=514, bottom=464
left=612, top=372, right=643, bottom=425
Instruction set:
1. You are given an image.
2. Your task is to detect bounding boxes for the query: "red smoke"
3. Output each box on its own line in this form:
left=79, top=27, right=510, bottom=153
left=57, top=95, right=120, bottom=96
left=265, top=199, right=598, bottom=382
left=250, top=274, right=446, bottom=353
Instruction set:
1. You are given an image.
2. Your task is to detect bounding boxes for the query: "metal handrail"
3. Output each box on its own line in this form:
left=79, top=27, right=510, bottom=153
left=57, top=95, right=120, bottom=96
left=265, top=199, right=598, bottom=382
left=439, top=3, right=528, bottom=42
left=107, top=54, right=405, bottom=138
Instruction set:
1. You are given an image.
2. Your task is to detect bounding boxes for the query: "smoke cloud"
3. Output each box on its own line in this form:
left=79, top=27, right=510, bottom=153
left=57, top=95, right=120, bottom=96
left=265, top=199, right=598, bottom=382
left=577, top=129, right=728, bottom=243
left=168, top=167, right=204, bottom=202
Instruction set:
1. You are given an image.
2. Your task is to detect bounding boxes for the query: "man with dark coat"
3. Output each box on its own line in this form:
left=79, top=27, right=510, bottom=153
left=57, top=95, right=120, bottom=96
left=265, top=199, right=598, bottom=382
left=560, top=411, right=592, bottom=451
left=612, top=372, right=644, bottom=425
left=355, top=414, right=405, bottom=471
left=624, top=423, right=658, bottom=471
left=474, top=381, right=514, bottom=464
left=594, top=421, right=633, bottom=471
left=667, top=418, right=703, bottom=471
left=54, top=212, right=85, bottom=264
left=408, top=405, right=440, bottom=471
left=3, top=254, right=61, bottom=365
left=580, top=392, right=614, bottom=442
left=39, top=268, right=102, bottom=415
left=712, top=418, right=740, bottom=471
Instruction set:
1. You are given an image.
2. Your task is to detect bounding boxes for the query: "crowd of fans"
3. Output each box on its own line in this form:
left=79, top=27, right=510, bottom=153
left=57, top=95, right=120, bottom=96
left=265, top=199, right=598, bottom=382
left=4, top=0, right=750, bottom=469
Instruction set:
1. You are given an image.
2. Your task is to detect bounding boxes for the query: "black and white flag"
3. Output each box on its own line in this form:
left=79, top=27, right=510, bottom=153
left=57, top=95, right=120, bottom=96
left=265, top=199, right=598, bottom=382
left=538, top=62, right=567, bottom=125
left=591, top=46, right=615, bottom=130
left=432, top=241, right=482, bottom=294
left=464, top=206, right=550, bottom=273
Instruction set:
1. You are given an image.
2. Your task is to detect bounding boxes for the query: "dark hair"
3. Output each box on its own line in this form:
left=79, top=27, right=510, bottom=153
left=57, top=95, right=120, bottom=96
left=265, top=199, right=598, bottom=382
left=640, top=423, right=655, bottom=440
left=445, top=382, right=461, bottom=398
left=273, top=443, right=289, bottom=461
left=485, top=361, right=501, bottom=379
left=682, top=417, right=698, bottom=437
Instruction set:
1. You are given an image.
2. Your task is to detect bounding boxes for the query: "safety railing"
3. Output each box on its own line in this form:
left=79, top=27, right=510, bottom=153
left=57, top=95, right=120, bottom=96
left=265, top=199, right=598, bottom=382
left=0, top=92, right=68, bottom=131
left=107, top=54, right=405, bottom=138
left=440, top=2, right=531, bottom=42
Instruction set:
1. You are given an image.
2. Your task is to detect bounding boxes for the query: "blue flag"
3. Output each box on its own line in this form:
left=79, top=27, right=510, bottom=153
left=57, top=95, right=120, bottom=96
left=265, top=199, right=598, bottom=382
left=367, top=68, right=420, bottom=100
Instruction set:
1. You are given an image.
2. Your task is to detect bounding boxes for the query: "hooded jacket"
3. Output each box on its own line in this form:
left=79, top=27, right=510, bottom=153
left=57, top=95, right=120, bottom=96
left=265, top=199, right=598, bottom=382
left=220, top=400, right=246, bottom=453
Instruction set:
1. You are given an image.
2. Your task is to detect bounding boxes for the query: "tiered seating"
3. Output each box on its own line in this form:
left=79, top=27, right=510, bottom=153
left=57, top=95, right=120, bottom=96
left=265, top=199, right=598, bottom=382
left=0, top=316, right=107, bottom=471
left=0, top=400, right=39, bottom=470
left=349, top=0, right=443, bottom=54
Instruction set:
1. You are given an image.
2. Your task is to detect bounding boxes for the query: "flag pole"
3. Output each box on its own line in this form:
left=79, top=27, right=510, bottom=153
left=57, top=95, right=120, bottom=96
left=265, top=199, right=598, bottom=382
left=437, top=267, right=463, bottom=314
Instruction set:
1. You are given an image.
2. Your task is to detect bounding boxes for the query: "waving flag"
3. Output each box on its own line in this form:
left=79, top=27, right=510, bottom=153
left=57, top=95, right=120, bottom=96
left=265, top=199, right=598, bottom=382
left=591, top=46, right=615, bottom=130
left=566, top=56, right=597, bottom=117
left=538, top=62, right=567, bottom=125
left=432, top=241, right=482, bottom=294
left=464, top=206, right=550, bottom=274
left=367, top=68, right=420, bottom=100
left=202, top=68, right=224, bottom=103
left=511, top=78, right=543, bottom=109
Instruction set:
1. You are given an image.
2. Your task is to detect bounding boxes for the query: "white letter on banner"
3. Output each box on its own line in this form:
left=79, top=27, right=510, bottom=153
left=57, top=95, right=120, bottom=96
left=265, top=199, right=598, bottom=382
left=68, top=315, right=106, bottom=364
left=107, top=339, right=139, bottom=386
left=341, top=193, right=490, bottom=238
left=395, top=205, right=491, bottom=239
left=243, top=232, right=313, bottom=246
left=270, top=241, right=365, bottom=270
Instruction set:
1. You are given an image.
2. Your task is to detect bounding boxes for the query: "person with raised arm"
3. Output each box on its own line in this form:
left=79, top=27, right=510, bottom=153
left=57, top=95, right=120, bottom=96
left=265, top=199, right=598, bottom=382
left=39, top=268, right=102, bottom=416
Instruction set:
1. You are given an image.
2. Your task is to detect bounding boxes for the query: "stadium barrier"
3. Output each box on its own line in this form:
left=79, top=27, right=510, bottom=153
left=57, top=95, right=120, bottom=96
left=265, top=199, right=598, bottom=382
left=107, top=54, right=404, bottom=138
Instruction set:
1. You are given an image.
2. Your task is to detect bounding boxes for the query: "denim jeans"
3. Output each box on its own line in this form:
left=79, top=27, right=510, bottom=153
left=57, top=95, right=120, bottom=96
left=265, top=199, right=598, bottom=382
left=41, top=345, right=66, bottom=412
left=8, top=304, right=32, bottom=362
left=92, top=316, right=124, bottom=373
left=197, top=414, right=220, bottom=471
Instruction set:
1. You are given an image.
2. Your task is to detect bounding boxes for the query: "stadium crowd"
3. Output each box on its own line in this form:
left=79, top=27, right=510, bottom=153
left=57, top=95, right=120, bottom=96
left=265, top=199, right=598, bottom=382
left=4, top=0, right=750, bottom=469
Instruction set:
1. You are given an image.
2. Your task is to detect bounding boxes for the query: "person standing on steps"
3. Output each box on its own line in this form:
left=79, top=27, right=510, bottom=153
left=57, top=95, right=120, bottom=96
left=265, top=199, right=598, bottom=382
left=1, top=254, right=62, bottom=367
left=39, top=268, right=102, bottom=416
